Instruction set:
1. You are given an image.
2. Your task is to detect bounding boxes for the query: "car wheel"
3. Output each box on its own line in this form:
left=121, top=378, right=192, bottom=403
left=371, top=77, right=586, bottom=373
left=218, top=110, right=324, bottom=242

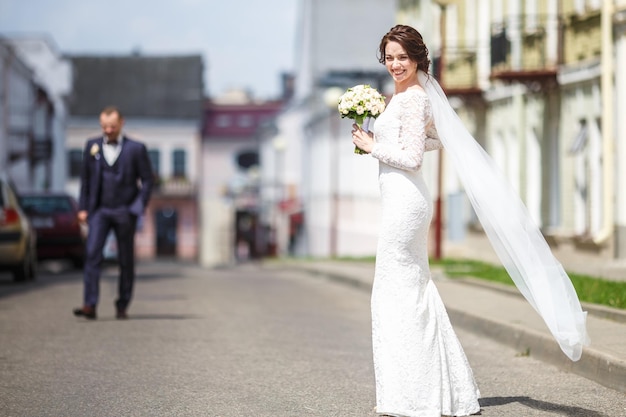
left=27, top=245, right=37, bottom=281
left=13, top=242, right=36, bottom=282
left=72, top=256, right=85, bottom=269
left=13, top=257, right=29, bottom=282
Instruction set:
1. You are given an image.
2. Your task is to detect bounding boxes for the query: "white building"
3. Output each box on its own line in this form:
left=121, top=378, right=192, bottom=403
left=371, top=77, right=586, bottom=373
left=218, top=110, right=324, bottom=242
left=0, top=39, right=59, bottom=192
left=4, top=36, right=72, bottom=192
left=261, top=0, right=398, bottom=258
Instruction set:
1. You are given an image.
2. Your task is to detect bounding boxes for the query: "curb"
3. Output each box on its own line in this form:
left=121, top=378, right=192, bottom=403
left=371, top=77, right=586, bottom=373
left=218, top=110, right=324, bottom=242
left=446, top=306, right=626, bottom=394
left=452, top=276, right=626, bottom=325
left=282, top=262, right=626, bottom=394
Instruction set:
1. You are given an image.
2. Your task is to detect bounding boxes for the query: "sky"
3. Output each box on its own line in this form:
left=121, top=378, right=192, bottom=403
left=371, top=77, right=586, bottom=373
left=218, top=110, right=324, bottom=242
left=0, top=0, right=299, bottom=99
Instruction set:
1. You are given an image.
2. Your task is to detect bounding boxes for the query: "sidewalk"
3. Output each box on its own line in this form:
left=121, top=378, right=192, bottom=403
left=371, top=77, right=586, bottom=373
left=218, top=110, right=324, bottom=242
left=444, top=231, right=626, bottom=282
left=272, top=258, right=626, bottom=394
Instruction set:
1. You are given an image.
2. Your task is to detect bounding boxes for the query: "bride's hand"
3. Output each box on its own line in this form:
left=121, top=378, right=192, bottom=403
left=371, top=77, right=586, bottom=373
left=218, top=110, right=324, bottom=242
left=351, top=124, right=374, bottom=154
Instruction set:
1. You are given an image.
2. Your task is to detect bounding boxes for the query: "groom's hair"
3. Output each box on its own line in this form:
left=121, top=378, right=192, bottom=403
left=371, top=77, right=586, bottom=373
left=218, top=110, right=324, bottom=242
left=101, top=105, right=124, bottom=120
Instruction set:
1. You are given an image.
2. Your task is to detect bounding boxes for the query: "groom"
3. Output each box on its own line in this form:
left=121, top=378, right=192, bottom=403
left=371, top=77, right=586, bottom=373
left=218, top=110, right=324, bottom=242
left=73, top=106, right=154, bottom=320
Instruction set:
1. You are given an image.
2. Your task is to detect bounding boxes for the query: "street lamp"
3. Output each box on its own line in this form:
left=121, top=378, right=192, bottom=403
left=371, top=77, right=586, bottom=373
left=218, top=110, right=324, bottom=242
left=433, top=0, right=452, bottom=260
left=324, top=87, right=343, bottom=258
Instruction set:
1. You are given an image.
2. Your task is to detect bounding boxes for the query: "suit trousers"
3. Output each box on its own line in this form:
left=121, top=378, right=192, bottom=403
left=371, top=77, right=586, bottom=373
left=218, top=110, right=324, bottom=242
left=83, top=206, right=138, bottom=309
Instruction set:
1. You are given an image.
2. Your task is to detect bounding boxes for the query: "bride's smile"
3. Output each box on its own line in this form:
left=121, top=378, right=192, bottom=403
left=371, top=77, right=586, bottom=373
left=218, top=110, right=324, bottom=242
left=384, top=40, right=418, bottom=91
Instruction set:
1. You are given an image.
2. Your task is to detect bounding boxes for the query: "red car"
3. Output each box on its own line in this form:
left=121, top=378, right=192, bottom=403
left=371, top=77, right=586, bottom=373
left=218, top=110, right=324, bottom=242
left=19, top=193, right=85, bottom=268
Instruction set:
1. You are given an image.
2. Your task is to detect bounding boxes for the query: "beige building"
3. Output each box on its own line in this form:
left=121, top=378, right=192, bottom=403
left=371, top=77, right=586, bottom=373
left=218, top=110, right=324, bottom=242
left=402, top=0, right=625, bottom=262
left=616, top=4, right=626, bottom=257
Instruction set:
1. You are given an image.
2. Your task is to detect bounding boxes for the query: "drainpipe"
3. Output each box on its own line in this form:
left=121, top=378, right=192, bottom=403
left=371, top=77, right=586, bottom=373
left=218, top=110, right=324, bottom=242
left=595, top=0, right=614, bottom=246
left=1, top=49, right=10, bottom=171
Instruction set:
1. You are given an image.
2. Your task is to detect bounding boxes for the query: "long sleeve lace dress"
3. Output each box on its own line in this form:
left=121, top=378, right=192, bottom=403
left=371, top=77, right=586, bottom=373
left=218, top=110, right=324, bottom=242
left=369, top=88, right=481, bottom=417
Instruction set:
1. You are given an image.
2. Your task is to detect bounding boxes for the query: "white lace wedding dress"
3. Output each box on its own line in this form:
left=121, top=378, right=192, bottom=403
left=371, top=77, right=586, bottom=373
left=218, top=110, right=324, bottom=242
left=370, top=88, right=481, bottom=417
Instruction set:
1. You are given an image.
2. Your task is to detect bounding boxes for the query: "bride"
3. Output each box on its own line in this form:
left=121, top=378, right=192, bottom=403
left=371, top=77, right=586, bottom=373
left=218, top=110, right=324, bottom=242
left=351, top=24, right=588, bottom=417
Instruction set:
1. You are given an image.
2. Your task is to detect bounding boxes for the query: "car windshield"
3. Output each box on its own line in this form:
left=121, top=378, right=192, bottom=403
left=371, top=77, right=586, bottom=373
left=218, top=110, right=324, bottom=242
left=20, top=196, right=73, bottom=215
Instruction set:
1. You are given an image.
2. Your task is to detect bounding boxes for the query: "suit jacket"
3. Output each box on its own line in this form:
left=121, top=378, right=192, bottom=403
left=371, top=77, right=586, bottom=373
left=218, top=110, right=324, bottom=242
left=78, top=135, right=154, bottom=217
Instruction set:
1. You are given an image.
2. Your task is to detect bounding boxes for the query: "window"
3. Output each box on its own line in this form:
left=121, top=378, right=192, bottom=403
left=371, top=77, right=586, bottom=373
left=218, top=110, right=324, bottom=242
left=237, top=114, right=254, bottom=128
left=236, top=150, right=259, bottom=169
left=68, top=149, right=83, bottom=178
left=216, top=114, right=232, bottom=127
left=490, top=28, right=509, bottom=67
left=569, top=120, right=588, bottom=155
left=148, top=149, right=160, bottom=178
left=172, top=149, right=186, bottom=178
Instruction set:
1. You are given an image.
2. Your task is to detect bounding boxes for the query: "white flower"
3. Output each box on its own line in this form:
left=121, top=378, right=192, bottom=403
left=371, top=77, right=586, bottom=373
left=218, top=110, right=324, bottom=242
left=336, top=84, right=387, bottom=155
left=90, top=143, right=100, bottom=157
left=337, top=84, right=386, bottom=124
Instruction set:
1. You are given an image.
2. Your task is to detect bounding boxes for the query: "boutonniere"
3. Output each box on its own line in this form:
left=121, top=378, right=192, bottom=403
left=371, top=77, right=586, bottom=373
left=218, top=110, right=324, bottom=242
left=90, top=143, right=100, bottom=160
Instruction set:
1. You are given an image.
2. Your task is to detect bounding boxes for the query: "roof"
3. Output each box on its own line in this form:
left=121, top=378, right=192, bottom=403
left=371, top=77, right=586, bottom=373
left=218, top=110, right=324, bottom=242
left=67, top=54, right=204, bottom=120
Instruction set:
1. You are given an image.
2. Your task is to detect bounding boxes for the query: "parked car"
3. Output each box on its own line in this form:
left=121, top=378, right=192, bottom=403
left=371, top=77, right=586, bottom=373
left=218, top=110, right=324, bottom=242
left=19, top=192, right=85, bottom=268
left=0, top=175, right=37, bottom=281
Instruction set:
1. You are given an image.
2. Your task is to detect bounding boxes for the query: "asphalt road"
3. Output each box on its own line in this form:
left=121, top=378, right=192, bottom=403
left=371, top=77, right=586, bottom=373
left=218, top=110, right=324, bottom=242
left=0, top=261, right=624, bottom=417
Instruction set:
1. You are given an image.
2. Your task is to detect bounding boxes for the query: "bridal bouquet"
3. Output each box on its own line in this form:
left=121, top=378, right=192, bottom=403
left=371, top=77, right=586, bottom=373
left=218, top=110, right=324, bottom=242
left=337, top=84, right=386, bottom=154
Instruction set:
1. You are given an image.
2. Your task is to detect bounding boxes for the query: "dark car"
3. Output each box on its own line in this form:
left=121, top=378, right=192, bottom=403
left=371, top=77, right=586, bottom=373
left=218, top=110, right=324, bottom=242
left=0, top=175, right=37, bottom=281
left=19, top=193, right=85, bottom=268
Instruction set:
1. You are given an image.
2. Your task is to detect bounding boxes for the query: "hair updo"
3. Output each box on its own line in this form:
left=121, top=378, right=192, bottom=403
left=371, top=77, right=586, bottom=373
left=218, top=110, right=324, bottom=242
left=378, top=25, right=430, bottom=74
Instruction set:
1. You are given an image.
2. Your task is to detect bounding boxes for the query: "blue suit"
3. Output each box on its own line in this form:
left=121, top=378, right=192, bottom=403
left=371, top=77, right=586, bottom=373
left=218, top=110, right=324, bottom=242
left=78, top=136, right=153, bottom=310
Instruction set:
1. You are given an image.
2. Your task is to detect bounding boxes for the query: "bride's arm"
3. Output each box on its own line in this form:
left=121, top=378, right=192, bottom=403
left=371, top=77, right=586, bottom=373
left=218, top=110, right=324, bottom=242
left=425, top=121, right=443, bottom=152
left=425, top=137, right=443, bottom=152
left=370, top=91, right=430, bottom=171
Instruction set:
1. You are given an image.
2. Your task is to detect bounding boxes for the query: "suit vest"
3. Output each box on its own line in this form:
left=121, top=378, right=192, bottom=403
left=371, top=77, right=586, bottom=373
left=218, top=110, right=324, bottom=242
left=99, top=158, right=125, bottom=209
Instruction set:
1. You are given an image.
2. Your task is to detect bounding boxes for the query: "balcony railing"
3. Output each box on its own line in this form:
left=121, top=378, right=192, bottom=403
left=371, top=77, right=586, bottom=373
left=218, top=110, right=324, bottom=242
left=434, top=48, right=481, bottom=96
left=490, top=14, right=563, bottom=83
left=153, top=178, right=197, bottom=197
left=562, top=10, right=601, bottom=65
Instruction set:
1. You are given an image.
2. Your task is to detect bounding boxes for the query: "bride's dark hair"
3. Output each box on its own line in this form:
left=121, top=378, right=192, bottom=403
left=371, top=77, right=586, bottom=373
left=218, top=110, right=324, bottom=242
left=378, top=25, right=430, bottom=74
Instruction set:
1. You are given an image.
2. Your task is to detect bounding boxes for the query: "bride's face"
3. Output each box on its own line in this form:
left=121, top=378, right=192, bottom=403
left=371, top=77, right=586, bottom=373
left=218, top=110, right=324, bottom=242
left=384, top=41, right=418, bottom=85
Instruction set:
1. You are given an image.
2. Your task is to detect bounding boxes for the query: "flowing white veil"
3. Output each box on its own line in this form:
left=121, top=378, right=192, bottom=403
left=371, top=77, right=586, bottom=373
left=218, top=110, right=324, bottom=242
left=418, top=70, right=589, bottom=361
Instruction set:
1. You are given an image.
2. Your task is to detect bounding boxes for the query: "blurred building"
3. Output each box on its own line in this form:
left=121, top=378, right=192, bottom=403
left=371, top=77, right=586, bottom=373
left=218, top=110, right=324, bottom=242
left=401, top=0, right=626, bottom=261
left=0, top=37, right=68, bottom=192
left=617, top=5, right=626, bottom=257
left=199, top=90, right=285, bottom=266
left=260, top=0, right=397, bottom=259
left=65, top=53, right=204, bottom=260
left=259, top=0, right=626, bottom=266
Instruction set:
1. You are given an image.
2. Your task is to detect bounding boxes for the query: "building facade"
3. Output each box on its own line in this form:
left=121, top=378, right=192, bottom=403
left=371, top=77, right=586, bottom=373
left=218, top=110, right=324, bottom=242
left=0, top=38, right=59, bottom=192
left=263, top=0, right=625, bottom=266
left=200, top=91, right=285, bottom=267
left=414, top=0, right=625, bottom=262
left=615, top=5, right=626, bottom=257
left=3, top=36, right=72, bottom=193
left=261, top=0, right=398, bottom=259
left=65, top=54, right=204, bottom=261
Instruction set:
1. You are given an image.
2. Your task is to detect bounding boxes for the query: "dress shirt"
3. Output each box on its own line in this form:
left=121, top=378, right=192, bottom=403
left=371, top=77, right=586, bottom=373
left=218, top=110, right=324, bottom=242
left=103, top=135, right=123, bottom=165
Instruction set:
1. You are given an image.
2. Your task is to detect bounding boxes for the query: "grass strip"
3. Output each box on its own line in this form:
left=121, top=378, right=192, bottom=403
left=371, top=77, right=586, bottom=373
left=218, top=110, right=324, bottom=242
left=430, top=258, right=626, bottom=310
